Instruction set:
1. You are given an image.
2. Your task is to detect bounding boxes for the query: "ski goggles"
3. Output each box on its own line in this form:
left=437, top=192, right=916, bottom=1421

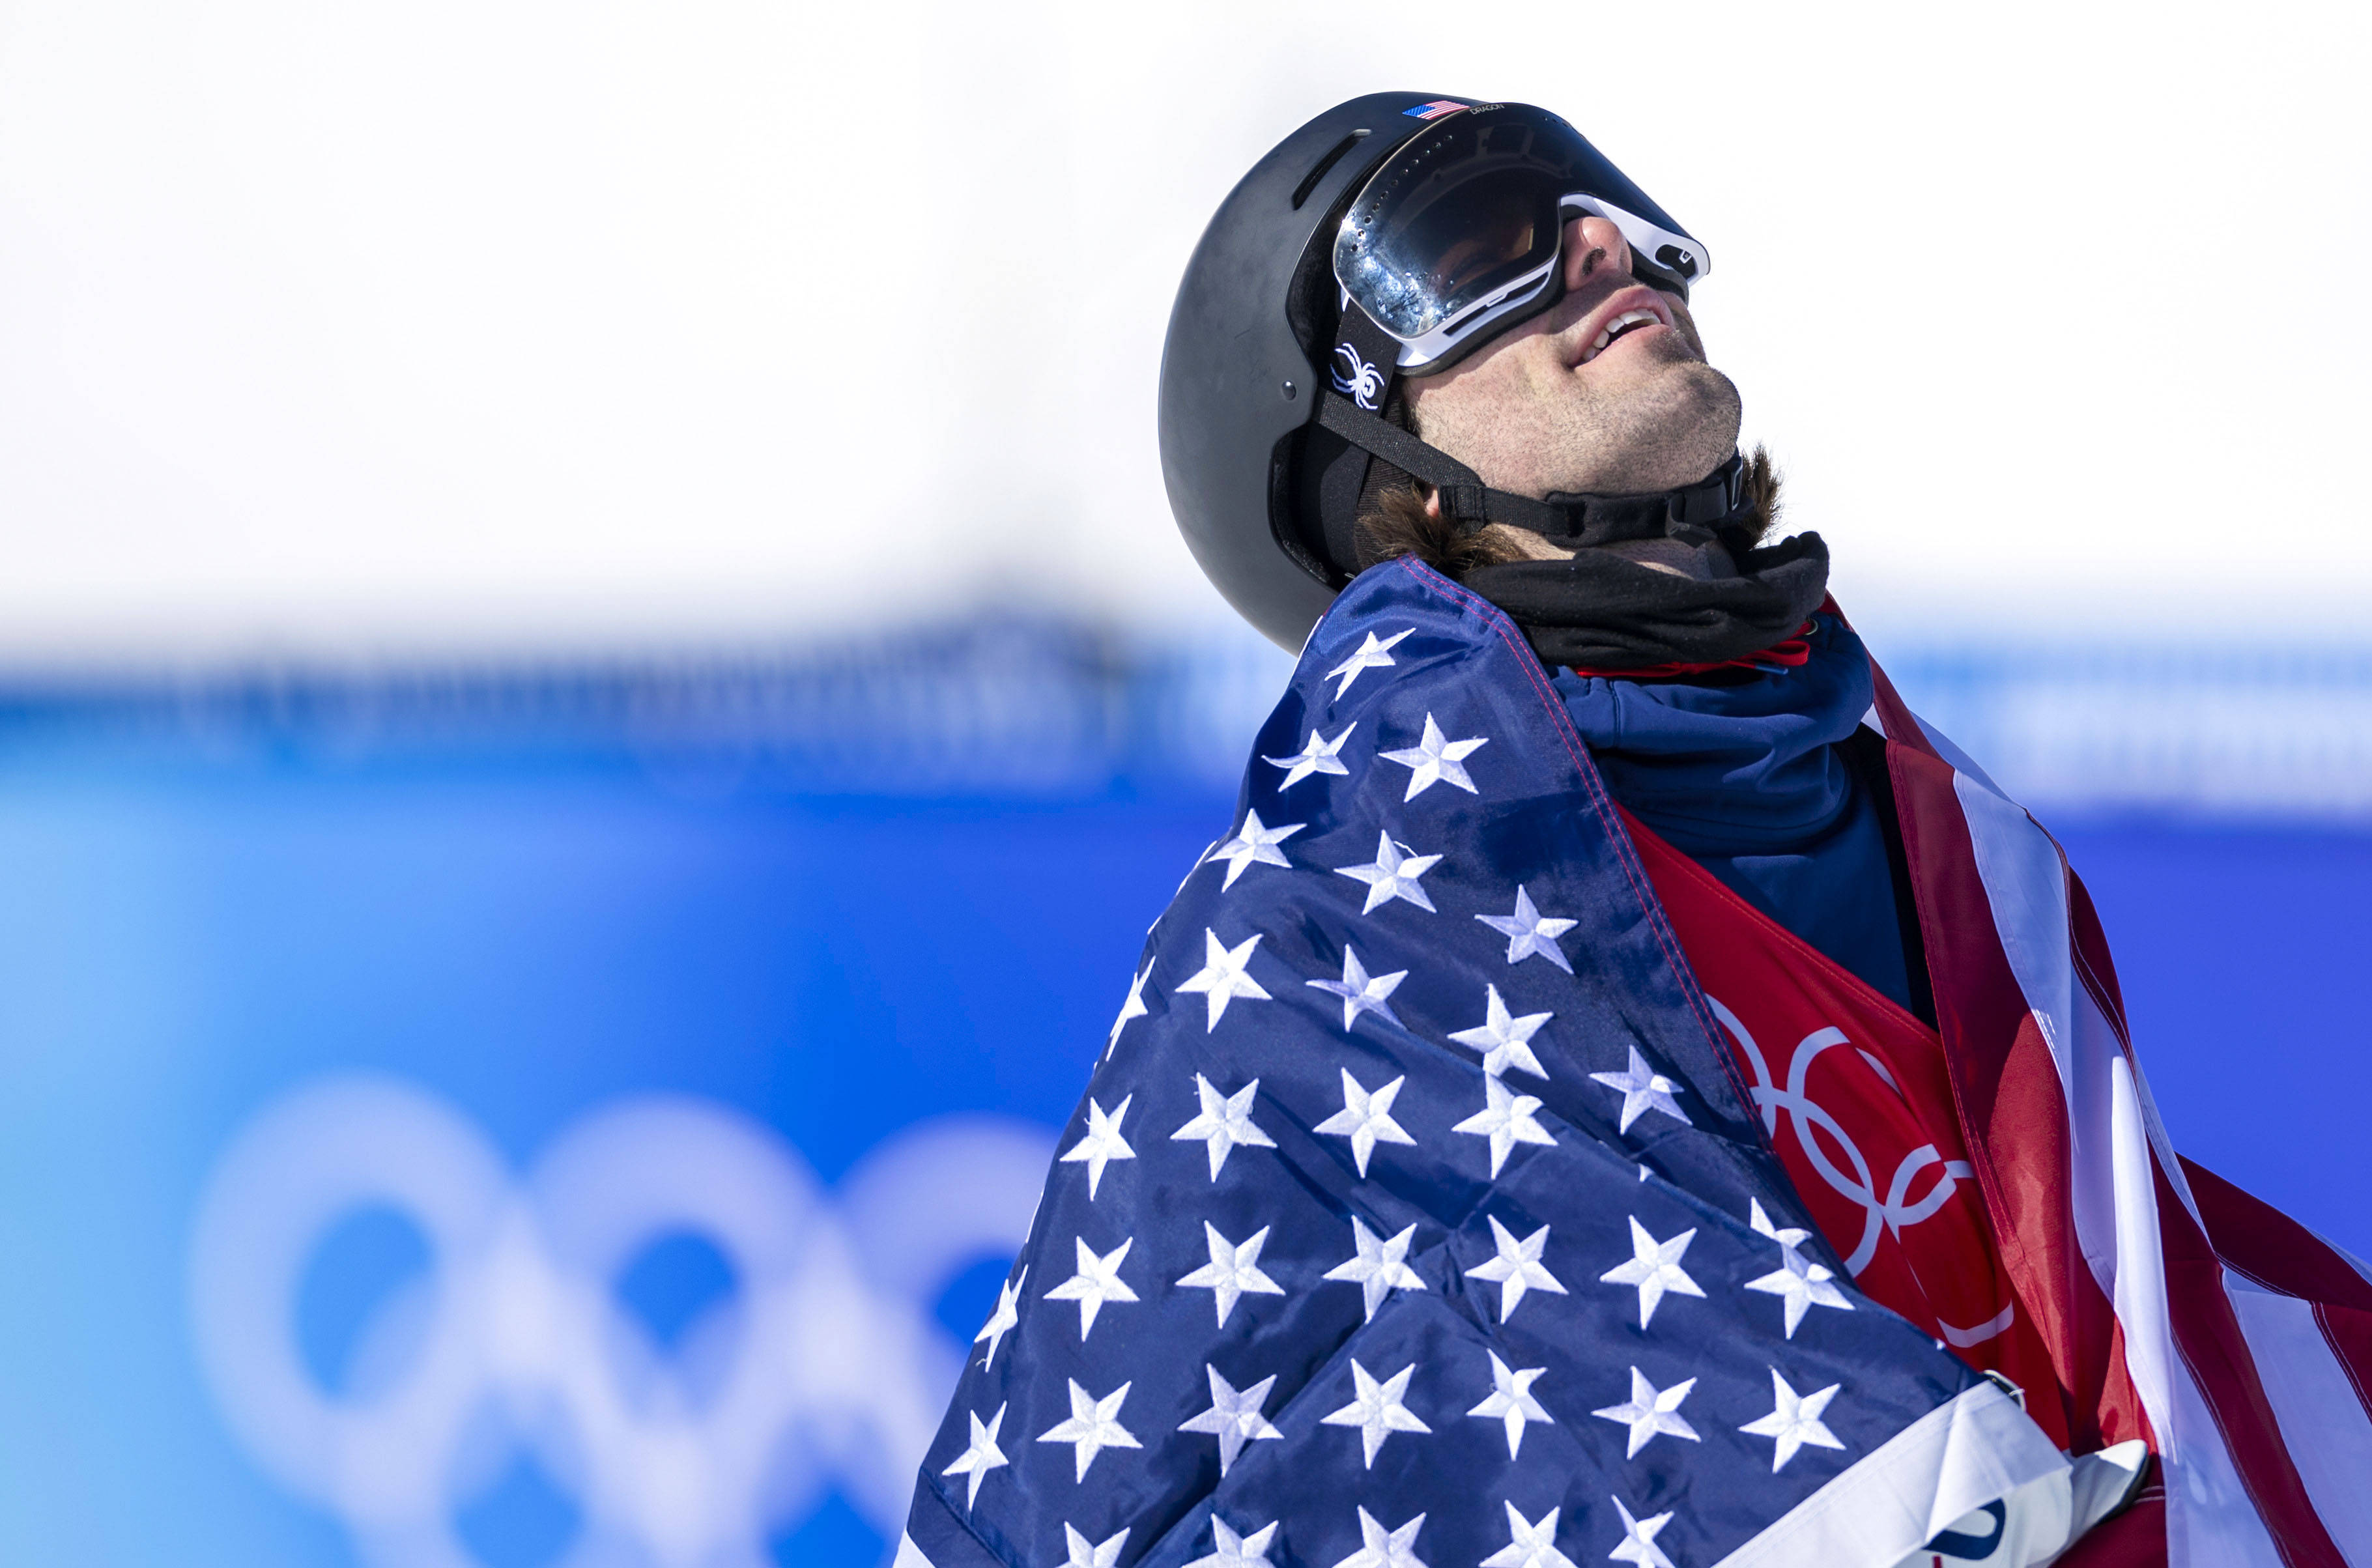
left=1332, top=100, right=1710, bottom=374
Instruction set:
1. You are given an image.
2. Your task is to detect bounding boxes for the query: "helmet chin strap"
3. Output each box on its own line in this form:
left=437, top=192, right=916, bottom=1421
left=1319, top=304, right=1750, bottom=554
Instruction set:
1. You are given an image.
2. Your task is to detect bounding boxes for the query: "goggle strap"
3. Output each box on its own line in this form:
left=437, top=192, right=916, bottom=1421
left=1319, top=388, right=1749, bottom=547
left=1314, top=392, right=1491, bottom=526
left=1324, top=305, right=1407, bottom=414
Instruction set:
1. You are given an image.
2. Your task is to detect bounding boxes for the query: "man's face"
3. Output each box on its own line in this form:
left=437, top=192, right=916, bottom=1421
left=1405, top=215, right=1742, bottom=500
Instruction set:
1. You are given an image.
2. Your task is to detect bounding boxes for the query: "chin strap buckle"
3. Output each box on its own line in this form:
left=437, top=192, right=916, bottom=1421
left=1661, top=453, right=1749, bottom=534
left=1440, top=483, right=1490, bottom=525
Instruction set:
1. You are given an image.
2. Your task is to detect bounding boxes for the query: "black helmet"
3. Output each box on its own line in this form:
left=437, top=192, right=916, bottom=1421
left=1157, top=93, right=1722, bottom=651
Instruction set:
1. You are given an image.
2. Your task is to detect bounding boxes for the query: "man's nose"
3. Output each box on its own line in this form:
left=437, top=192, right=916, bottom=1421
left=1560, top=214, right=1633, bottom=294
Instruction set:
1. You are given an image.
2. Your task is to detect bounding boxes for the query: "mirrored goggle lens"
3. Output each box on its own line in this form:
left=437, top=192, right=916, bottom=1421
left=1334, top=162, right=1562, bottom=340
left=1332, top=104, right=1706, bottom=354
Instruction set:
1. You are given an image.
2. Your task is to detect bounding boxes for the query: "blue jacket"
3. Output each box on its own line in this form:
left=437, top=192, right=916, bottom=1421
left=1551, top=614, right=1915, bottom=1014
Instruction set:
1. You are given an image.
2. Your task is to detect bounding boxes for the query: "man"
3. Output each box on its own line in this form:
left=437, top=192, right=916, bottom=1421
left=896, top=95, right=2372, bottom=1568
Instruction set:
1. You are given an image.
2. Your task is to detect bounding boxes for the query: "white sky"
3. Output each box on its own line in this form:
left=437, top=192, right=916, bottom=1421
left=0, top=1, right=2365, bottom=662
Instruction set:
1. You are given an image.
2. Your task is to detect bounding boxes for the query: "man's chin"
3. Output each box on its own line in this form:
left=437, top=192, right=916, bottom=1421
left=1565, top=360, right=1743, bottom=495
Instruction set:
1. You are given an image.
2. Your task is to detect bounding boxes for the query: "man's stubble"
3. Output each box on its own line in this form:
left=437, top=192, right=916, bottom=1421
left=1409, top=331, right=1744, bottom=501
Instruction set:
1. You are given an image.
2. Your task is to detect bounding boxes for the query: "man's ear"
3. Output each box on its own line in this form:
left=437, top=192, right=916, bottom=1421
left=1422, top=486, right=1442, bottom=522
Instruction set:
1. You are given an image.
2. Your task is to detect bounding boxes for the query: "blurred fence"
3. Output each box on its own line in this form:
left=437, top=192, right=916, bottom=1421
left=1887, top=644, right=2372, bottom=821
left=0, top=619, right=1289, bottom=801
left=11, top=621, right=2372, bottom=820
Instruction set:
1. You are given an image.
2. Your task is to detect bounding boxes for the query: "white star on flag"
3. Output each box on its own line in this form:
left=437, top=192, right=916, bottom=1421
left=1599, top=1216, right=1705, bottom=1329
left=1062, top=1523, right=1131, bottom=1568
left=1743, top=1198, right=1853, bottom=1337
left=1106, top=963, right=1152, bottom=1059
left=1177, top=1363, right=1283, bottom=1475
left=1263, top=720, right=1358, bottom=789
left=1177, top=1221, right=1286, bottom=1326
left=1044, top=1234, right=1138, bottom=1339
left=1474, top=886, right=1577, bottom=973
left=1608, top=1498, right=1676, bottom=1568
left=1177, top=929, right=1273, bottom=1032
left=1453, top=1075, right=1556, bottom=1176
left=1739, top=1368, right=1846, bottom=1471
left=1447, top=985, right=1552, bottom=1079
left=1315, top=1068, right=1417, bottom=1176
left=1467, top=1351, right=1553, bottom=1457
left=1481, top=1504, right=1575, bottom=1568
left=973, top=1266, right=1025, bottom=1369
left=1323, top=1216, right=1427, bottom=1321
left=1205, top=808, right=1304, bottom=889
left=1036, top=1377, right=1141, bottom=1481
left=1464, top=1214, right=1568, bottom=1321
left=1307, top=946, right=1408, bottom=1033
left=1326, top=628, right=1414, bottom=699
left=1379, top=713, right=1488, bottom=800
left=1334, top=832, right=1442, bottom=915
left=1591, top=1366, right=1700, bottom=1458
left=1589, top=1046, right=1690, bottom=1134
left=1319, top=1358, right=1433, bottom=1468
left=1331, top=1507, right=1428, bottom=1568
left=1059, top=1095, right=1137, bottom=1197
left=1171, top=1074, right=1276, bottom=1180
left=941, top=1402, right=1008, bottom=1509
left=1187, top=1518, right=1280, bottom=1568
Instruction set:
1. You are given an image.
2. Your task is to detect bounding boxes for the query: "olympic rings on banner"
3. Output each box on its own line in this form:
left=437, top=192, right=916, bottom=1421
left=1705, top=995, right=1977, bottom=1277
left=186, top=1075, right=1054, bottom=1568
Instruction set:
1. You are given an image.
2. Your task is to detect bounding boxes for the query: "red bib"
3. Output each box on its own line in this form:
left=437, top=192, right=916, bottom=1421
left=1625, top=808, right=2069, bottom=1448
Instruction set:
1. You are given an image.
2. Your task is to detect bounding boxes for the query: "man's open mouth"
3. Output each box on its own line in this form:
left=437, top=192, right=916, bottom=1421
left=1578, top=308, right=1665, bottom=365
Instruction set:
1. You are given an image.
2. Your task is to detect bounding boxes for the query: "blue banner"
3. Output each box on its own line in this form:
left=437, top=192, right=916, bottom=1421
left=0, top=621, right=2365, bottom=1567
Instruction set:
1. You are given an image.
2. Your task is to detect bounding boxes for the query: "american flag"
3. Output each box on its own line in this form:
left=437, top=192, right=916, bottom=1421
left=896, top=558, right=2372, bottom=1568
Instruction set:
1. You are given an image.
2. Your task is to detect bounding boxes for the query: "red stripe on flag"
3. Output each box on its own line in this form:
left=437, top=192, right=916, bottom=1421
left=2071, top=853, right=2360, bottom=1557
left=2055, top=1487, right=2168, bottom=1567
left=2182, top=1157, right=2372, bottom=1429
left=1871, top=664, right=2116, bottom=1452
left=2093, top=1311, right=2156, bottom=1471
left=2313, top=1304, right=2372, bottom=1427
left=1871, top=642, right=2370, bottom=1561
left=1868, top=659, right=1944, bottom=762
left=2151, top=1158, right=2349, bottom=1567
left=2067, top=870, right=2132, bottom=1040
left=2182, top=1159, right=2372, bottom=1315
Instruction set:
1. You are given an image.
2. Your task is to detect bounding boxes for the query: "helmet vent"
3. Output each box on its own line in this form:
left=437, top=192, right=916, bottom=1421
left=1291, top=130, right=1368, bottom=210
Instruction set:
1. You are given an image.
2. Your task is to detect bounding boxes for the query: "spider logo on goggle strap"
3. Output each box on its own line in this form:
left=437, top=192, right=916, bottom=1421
left=1330, top=342, right=1386, bottom=410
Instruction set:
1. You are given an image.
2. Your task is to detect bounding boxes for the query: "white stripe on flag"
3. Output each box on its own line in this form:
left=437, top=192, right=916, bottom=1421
left=2098, top=1033, right=2178, bottom=1446
left=2224, top=1279, right=2372, bottom=1563
left=2163, top=1347, right=2291, bottom=1568
left=1715, top=1379, right=2065, bottom=1568
left=1952, top=776, right=2075, bottom=1089
left=1915, top=713, right=2010, bottom=800
left=1947, top=766, right=2282, bottom=1567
